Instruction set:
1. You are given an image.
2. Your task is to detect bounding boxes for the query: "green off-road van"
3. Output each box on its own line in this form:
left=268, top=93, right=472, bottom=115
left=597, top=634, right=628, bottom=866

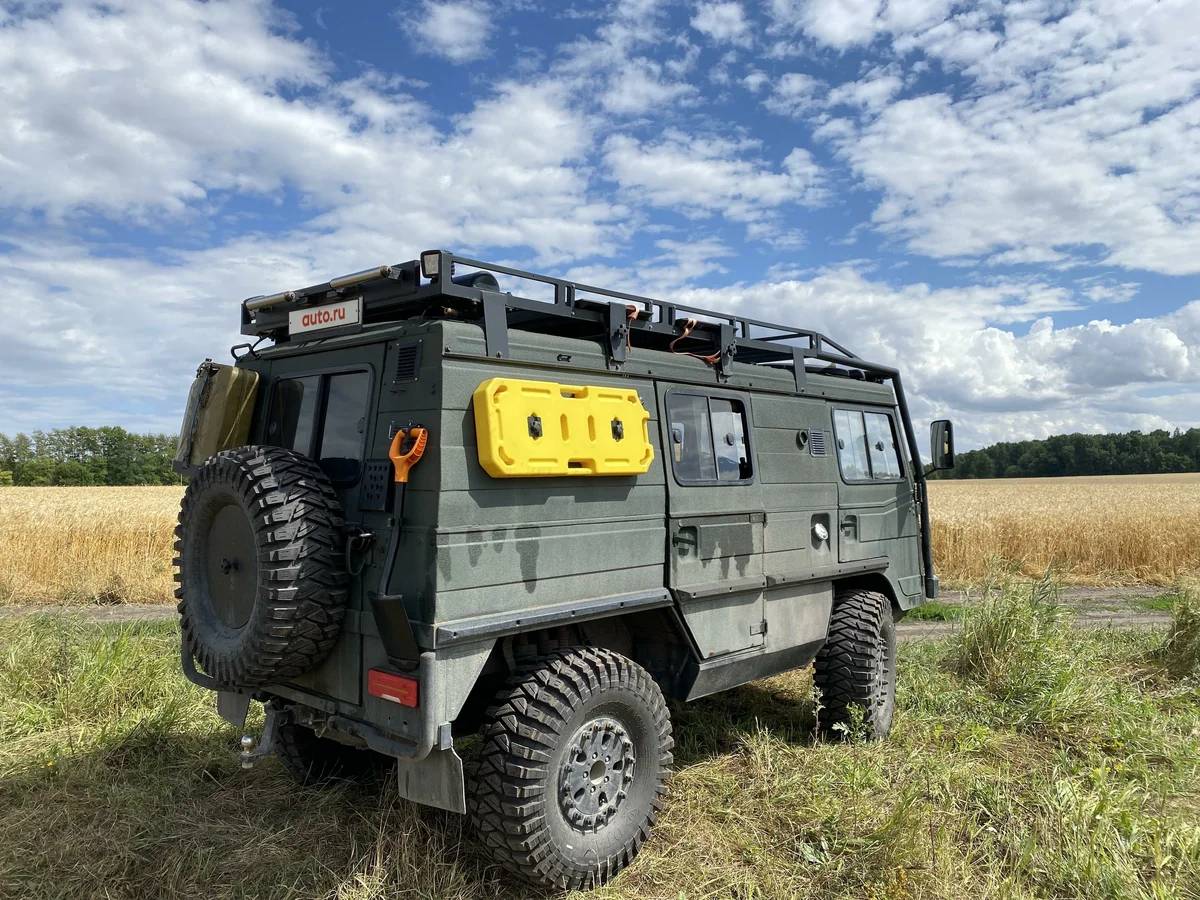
left=173, top=250, right=955, bottom=890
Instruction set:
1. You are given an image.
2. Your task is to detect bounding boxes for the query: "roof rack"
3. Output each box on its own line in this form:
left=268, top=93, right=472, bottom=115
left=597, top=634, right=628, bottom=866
left=240, top=249, right=866, bottom=391
left=240, top=249, right=937, bottom=598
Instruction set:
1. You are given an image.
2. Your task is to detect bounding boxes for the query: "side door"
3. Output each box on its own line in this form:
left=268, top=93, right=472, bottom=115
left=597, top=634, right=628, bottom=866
left=658, top=386, right=766, bottom=659
left=262, top=345, right=387, bottom=703
left=831, top=406, right=922, bottom=594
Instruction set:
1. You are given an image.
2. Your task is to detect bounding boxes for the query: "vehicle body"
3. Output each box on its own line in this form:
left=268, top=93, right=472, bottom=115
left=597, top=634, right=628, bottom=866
left=173, top=250, right=954, bottom=889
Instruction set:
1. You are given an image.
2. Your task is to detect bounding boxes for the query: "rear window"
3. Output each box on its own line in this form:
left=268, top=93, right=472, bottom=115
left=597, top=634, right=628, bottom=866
left=267, top=370, right=372, bottom=483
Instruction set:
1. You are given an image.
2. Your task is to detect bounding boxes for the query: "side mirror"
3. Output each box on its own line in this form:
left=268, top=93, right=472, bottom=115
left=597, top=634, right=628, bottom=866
left=930, top=420, right=955, bottom=470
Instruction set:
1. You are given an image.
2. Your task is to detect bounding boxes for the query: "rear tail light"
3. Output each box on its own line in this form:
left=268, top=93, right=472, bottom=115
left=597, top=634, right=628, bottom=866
left=368, top=668, right=419, bottom=707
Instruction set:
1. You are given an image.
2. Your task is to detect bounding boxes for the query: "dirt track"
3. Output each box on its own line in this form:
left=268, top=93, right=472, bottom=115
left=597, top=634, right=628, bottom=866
left=1, top=585, right=1176, bottom=642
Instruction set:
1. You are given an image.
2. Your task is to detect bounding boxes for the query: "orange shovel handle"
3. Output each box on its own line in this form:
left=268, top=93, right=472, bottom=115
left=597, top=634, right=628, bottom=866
left=389, top=426, right=428, bottom=483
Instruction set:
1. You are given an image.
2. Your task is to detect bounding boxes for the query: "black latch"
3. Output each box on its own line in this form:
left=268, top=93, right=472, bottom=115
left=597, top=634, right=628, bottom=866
left=718, top=323, right=737, bottom=378
left=611, top=418, right=624, bottom=441
left=528, top=415, right=543, bottom=438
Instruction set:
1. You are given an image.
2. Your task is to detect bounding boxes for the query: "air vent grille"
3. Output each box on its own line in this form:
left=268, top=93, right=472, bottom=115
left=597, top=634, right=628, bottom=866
left=809, top=429, right=827, bottom=457
left=394, top=342, right=421, bottom=383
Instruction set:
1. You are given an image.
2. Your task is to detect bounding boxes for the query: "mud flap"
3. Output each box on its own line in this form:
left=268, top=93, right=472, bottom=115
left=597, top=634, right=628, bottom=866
left=393, top=746, right=466, bottom=813
left=217, top=691, right=251, bottom=729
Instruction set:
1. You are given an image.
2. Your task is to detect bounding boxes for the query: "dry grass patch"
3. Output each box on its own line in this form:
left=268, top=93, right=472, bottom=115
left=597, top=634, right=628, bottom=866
left=0, top=486, right=181, bottom=606
left=2, top=593, right=1198, bottom=900
left=929, top=473, right=1200, bottom=586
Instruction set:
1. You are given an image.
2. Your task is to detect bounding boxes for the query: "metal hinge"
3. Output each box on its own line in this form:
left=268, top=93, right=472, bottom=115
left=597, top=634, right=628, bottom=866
left=750, top=619, right=768, bottom=636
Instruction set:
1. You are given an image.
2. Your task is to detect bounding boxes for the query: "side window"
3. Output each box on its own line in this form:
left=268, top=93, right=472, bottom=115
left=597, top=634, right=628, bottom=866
left=710, top=398, right=750, bottom=482
left=833, top=408, right=904, bottom=482
left=666, top=392, right=753, bottom=485
left=864, top=411, right=902, bottom=479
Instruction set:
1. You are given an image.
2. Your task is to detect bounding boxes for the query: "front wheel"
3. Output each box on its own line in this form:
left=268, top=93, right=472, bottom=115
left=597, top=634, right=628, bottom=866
left=468, top=647, right=673, bottom=890
left=813, top=587, right=897, bottom=738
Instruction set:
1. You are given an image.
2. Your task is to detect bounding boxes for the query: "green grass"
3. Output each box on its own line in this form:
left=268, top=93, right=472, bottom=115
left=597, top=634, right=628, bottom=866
left=1134, top=592, right=1188, bottom=613
left=901, top=601, right=966, bottom=622
left=2, top=589, right=1199, bottom=900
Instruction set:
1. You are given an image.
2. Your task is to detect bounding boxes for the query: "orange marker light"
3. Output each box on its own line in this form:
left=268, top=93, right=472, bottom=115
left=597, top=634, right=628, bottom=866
left=389, top=426, right=428, bottom=483
left=368, top=668, right=419, bottom=707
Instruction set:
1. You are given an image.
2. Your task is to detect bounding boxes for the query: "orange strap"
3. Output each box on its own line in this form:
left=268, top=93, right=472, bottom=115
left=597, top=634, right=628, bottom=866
left=669, top=317, right=721, bottom=365
left=389, top=426, right=428, bottom=483
left=626, top=304, right=639, bottom=351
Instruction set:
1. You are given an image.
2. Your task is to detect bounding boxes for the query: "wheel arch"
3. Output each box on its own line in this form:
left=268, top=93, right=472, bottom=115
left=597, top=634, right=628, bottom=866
left=832, top=571, right=907, bottom=621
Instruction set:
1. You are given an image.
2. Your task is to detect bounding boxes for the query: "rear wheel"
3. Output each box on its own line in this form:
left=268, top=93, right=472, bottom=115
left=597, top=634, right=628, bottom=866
left=275, top=721, right=394, bottom=786
left=468, top=647, right=673, bottom=890
left=813, top=587, right=897, bottom=738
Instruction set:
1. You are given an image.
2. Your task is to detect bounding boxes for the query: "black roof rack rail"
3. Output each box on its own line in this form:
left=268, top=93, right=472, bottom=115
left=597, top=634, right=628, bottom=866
left=238, top=249, right=937, bottom=599
left=240, top=249, right=860, bottom=375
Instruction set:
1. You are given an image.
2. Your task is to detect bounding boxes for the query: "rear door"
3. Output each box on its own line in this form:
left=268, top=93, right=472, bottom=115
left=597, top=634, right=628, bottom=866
left=658, top=386, right=766, bottom=659
left=831, top=406, right=921, bottom=592
left=263, top=345, right=387, bottom=702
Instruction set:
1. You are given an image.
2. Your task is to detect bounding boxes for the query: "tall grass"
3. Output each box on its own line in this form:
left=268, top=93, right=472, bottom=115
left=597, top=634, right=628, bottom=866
left=2, top=602, right=1198, bottom=899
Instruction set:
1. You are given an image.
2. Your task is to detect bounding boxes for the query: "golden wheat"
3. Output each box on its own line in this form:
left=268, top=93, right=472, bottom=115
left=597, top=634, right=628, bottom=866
left=2, top=474, right=1199, bottom=605
left=929, top=473, right=1200, bottom=585
left=0, top=486, right=182, bottom=605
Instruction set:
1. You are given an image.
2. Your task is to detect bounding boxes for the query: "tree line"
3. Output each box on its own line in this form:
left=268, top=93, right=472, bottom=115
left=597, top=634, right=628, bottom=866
left=0, top=427, right=180, bottom=486
left=933, top=428, right=1200, bottom=479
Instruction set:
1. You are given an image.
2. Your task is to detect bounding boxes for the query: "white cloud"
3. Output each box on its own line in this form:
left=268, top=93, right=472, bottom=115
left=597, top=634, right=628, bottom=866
left=691, top=2, right=752, bottom=46
left=397, top=1, right=493, bottom=65
left=603, top=130, right=824, bottom=227
left=674, top=268, right=1200, bottom=445
left=768, top=0, right=959, bottom=49
left=763, top=72, right=824, bottom=115
left=788, top=0, right=1200, bottom=276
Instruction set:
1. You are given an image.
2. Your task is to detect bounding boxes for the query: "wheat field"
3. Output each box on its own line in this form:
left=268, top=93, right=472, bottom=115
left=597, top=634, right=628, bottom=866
left=2, top=474, right=1199, bottom=605
left=929, top=473, right=1200, bottom=585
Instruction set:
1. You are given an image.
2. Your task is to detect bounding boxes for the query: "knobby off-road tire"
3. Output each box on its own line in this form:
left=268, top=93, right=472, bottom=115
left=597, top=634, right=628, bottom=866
left=275, top=721, right=394, bottom=786
left=175, top=445, right=348, bottom=687
left=468, top=647, right=674, bottom=890
left=813, top=587, right=897, bottom=738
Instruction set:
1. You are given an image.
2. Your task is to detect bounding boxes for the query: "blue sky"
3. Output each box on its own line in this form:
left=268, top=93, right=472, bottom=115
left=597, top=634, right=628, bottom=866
left=1, top=0, right=1198, bottom=448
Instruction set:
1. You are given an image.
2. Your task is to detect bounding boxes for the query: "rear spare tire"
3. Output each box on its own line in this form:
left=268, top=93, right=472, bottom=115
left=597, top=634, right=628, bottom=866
left=175, top=445, right=348, bottom=687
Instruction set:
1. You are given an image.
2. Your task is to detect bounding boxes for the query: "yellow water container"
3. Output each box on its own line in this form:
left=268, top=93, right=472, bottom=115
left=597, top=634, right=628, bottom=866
left=473, top=377, right=654, bottom=477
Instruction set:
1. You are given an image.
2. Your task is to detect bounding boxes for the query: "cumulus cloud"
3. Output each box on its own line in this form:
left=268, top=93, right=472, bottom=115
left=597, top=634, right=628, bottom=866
left=676, top=269, right=1200, bottom=446
left=603, top=130, right=824, bottom=227
left=691, top=2, right=752, bottom=46
left=0, top=0, right=1196, bottom=448
left=774, top=0, right=1200, bottom=276
left=396, top=1, right=493, bottom=64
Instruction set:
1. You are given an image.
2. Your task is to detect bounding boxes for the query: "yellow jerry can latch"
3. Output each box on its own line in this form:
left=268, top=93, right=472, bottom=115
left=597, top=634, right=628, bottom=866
left=473, top=377, right=655, bottom=477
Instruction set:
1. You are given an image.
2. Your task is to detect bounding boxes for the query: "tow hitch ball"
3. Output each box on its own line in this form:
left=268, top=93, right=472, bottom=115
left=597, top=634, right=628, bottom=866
left=238, top=705, right=283, bottom=769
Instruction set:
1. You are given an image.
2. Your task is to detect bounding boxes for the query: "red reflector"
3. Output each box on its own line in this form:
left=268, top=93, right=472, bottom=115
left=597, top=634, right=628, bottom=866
left=368, top=669, right=419, bottom=707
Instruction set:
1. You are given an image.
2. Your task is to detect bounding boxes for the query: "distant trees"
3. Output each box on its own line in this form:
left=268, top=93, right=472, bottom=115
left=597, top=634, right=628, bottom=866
left=0, top=427, right=181, bottom=486
left=933, top=428, right=1200, bottom=479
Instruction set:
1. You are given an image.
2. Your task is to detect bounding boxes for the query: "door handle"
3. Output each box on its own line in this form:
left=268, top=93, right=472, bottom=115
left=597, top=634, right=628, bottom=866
left=672, top=528, right=698, bottom=549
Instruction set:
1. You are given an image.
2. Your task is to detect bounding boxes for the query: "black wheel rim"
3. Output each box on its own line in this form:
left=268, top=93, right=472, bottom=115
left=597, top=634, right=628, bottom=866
left=205, top=502, right=258, bottom=629
left=557, top=716, right=636, bottom=832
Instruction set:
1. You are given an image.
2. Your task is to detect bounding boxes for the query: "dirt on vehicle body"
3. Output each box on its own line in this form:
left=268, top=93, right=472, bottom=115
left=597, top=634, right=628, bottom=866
left=172, top=250, right=954, bottom=890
